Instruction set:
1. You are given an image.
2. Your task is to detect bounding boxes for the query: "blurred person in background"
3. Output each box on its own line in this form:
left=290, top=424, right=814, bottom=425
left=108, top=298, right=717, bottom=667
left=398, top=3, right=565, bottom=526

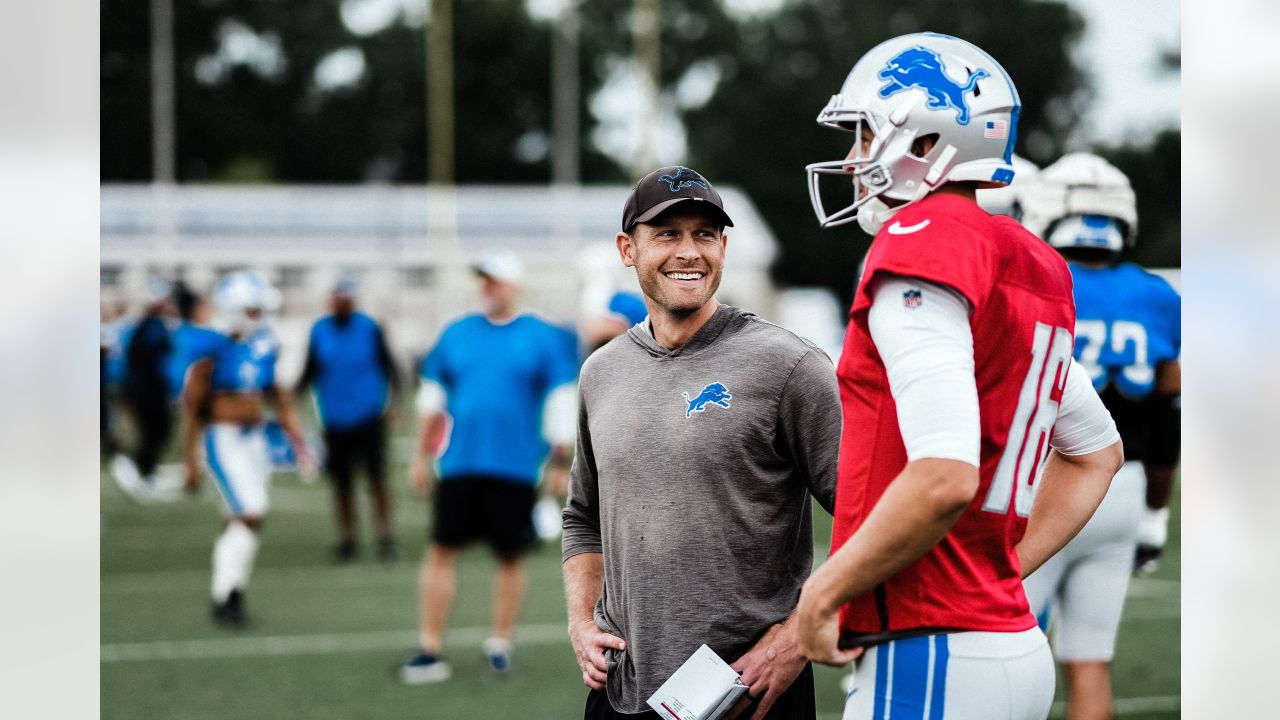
left=793, top=33, right=1123, bottom=720
left=296, top=276, right=401, bottom=562
left=562, top=167, right=841, bottom=720
left=167, top=280, right=223, bottom=397
left=1018, top=153, right=1181, bottom=720
left=110, top=275, right=176, bottom=502
left=182, top=270, right=311, bottom=626
left=579, top=289, right=648, bottom=355
left=400, top=250, right=578, bottom=683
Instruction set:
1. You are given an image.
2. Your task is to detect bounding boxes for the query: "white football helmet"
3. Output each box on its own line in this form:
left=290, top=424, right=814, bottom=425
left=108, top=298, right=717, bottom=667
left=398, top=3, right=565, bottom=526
left=214, top=270, right=281, bottom=337
left=1019, top=152, right=1137, bottom=254
left=976, top=154, right=1039, bottom=220
left=806, top=32, right=1022, bottom=235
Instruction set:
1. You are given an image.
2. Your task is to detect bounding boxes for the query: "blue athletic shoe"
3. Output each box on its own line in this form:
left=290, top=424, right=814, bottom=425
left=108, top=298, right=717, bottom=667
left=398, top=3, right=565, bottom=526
left=483, top=637, right=512, bottom=674
left=399, top=650, right=452, bottom=684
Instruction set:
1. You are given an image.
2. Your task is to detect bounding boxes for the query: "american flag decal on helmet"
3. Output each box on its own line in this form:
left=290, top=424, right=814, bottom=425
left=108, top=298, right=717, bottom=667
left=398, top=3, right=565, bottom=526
left=984, top=119, right=1008, bottom=139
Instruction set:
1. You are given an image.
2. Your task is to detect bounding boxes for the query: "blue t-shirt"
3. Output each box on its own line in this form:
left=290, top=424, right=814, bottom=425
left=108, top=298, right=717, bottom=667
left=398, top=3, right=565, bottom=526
left=199, top=328, right=279, bottom=393
left=167, top=322, right=225, bottom=395
left=1070, top=262, right=1181, bottom=399
left=303, top=312, right=392, bottom=430
left=421, top=314, right=578, bottom=485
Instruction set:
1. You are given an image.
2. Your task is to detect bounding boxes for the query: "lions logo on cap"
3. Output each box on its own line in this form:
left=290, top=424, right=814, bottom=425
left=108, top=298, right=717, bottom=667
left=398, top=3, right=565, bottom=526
left=878, top=46, right=988, bottom=125
left=659, top=167, right=709, bottom=193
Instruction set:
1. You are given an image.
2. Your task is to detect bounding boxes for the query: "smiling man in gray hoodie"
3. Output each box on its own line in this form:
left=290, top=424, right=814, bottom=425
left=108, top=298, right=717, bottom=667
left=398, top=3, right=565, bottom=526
left=562, top=166, right=842, bottom=720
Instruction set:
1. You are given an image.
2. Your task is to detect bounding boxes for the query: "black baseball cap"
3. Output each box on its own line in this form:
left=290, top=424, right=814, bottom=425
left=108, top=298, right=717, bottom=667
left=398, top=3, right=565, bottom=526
left=621, top=166, right=735, bottom=233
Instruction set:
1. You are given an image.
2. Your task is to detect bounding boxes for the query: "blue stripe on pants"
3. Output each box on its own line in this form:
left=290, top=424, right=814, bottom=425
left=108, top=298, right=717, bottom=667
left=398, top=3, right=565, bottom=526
left=928, top=635, right=949, bottom=720
left=873, top=642, right=891, bottom=720
left=205, top=430, right=244, bottom=516
left=888, top=636, right=930, bottom=720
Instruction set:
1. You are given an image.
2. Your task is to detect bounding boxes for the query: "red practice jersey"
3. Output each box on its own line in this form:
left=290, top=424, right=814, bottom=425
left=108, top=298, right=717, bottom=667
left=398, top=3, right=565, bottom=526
left=832, top=192, right=1076, bottom=645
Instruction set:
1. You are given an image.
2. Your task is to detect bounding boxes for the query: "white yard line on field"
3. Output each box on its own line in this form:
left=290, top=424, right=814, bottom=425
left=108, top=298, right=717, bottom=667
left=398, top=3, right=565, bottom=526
left=101, top=622, right=569, bottom=663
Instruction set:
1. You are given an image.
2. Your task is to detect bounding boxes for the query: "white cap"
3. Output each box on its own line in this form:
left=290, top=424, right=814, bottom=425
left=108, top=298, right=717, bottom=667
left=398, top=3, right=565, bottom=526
left=144, top=275, right=173, bottom=305
left=471, top=250, right=525, bottom=285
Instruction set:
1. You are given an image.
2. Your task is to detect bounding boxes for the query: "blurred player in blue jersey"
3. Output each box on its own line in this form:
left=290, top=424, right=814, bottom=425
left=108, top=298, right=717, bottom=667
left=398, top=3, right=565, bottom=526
left=110, top=276, right=176, bottom=502
left=181, top=270, right=312, bottom=626
left=400, top=251, right=578, bottom=683
left=1019, top=154, right=1181, bottom=720
left=296, top=277, right=401, bottom=562
left=168, top=281, right=223, bottom=397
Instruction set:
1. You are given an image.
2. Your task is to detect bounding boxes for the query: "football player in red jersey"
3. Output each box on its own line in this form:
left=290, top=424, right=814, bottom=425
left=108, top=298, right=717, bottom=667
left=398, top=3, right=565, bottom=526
left=793, top=33, right=1125, bottom=719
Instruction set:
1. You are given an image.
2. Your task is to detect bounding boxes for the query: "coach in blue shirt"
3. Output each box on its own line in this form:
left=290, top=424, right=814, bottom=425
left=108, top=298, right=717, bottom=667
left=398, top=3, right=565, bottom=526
left=400, top=251, right=578, bottom=684
left=297, top=278, right=400, bottom=562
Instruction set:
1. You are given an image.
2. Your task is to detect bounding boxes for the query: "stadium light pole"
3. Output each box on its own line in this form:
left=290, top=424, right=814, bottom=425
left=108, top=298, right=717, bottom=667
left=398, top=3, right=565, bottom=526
left=150, top=0, right=175, bottom=184
left=551, top=0, right=581, bottom=186
left=426, top=0, right=462, bottom=328
left=631, top=0, right=660, bottom=178
left=149, top=0, right=179, bottom=296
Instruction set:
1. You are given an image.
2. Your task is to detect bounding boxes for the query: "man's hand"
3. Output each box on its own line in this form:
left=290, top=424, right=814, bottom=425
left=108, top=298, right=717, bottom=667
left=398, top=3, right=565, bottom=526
left=409, top=454, right=435, bottom=496
left=726, top=621, right=808, bottom=720
left=568, top=618, right=625, bottom=691
left=794, top=583, right=863, bottom=668
left=1134, top=506, right=1170, bottom=575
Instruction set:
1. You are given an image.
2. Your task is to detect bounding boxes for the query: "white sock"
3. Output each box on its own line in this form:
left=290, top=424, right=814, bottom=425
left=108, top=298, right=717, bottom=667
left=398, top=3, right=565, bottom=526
left=211, top=521, right=260, bottom=603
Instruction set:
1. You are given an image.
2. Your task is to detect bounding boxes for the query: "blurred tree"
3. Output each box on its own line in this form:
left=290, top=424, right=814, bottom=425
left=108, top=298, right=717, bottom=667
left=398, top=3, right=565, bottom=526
left=100, top=0, right=618, bottom=183
left=103, top=0, right=1185, bottom=295
left=1098, top=129, right=1180, bottom=270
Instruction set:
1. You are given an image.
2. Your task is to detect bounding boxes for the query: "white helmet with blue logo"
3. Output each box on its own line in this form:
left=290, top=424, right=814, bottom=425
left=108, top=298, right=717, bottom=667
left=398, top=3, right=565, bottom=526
left=1020, top=152, right=1137, bottom=255
left=214, top=269, right=281, bottom=336
left=806, top=32, right=1021, bottom=235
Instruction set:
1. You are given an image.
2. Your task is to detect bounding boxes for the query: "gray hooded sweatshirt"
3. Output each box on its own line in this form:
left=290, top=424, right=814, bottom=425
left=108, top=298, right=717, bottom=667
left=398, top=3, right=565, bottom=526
left=562, top=304, right=841, bottom=713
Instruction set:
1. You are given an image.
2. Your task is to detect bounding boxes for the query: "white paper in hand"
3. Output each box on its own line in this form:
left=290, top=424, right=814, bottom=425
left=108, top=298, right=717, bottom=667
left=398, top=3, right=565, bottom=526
left=646, top=644, right=749, bottom=720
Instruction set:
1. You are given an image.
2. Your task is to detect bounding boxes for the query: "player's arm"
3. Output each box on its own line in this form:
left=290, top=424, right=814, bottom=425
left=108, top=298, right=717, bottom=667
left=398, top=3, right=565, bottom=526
left=373, top=323, right=402, bottom=421
left=268, top=383, right=306, bottom=445
left=797, top=275, right=982, bottom=665
left=410, top=379, right=447, bottom=494
left=294, top=327, right=318, bottom=396
left=181, top=358, right=213, bottom=492
left=1136, top=358, right=1180, bottom=573
left=1016, top=358, right=1123, bottom=577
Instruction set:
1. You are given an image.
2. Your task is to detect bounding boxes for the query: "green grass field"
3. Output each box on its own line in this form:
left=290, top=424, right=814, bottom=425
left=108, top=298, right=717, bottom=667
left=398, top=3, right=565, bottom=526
left=101, top=429, right=1180, bottom=719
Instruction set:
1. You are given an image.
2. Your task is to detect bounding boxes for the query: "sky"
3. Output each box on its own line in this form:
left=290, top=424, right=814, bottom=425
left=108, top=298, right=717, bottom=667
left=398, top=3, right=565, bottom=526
left=1063, top=0, right=1180, bottom=145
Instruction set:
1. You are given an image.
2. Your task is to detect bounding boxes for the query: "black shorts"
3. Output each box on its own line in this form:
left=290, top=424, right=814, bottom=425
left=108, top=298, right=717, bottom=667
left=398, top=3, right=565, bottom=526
left=323, top=417, right=387, bottom=491
left=583, top=663, right=814, bottom=719
left=432, top=475, right=538, bottom=558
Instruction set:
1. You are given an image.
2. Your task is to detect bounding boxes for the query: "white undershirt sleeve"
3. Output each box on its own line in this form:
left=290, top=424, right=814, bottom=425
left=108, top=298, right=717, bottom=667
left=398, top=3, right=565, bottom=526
left=1050, top=359, right=1121, bottom=456
left=415, top=379, right=446, bottom=417
left=867, top=274, right=981, bottom=467
left=542, top=382, right=578, bottom=447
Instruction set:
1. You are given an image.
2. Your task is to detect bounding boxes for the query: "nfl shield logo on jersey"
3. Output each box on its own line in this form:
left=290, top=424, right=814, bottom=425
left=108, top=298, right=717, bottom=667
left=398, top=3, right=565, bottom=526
left=903, top=289, right=923, bottom=308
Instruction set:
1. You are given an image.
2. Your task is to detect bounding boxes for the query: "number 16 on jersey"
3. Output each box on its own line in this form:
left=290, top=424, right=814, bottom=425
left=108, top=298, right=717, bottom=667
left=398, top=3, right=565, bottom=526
left=983, top=322, right=1075, bottom=518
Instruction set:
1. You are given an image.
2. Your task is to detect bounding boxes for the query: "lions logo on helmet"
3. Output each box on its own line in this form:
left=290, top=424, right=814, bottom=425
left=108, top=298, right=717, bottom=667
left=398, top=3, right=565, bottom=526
left=877, top=46, right=989, bottom=125
left=805, top=32, right=1021, bottom=235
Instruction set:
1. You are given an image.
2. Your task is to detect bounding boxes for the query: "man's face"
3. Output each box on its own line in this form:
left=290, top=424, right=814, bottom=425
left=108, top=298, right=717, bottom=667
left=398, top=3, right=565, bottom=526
left=845, top=125, right=876, bottom=201
left=618, top=204, right=727, bottom=317
left=478, top=274, right=518, bottom=316
left=330, top=293, right=355, bottom=318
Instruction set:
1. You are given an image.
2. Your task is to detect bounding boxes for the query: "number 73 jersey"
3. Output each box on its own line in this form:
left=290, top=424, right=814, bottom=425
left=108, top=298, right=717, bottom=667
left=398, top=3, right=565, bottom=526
left=832, top=193, right=1078, bottom=642
left=1069, top=263, right=1180, bottom=399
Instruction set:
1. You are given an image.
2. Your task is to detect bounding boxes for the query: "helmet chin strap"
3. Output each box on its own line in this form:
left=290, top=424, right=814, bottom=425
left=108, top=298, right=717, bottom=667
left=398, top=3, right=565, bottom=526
left=856, top=196, right=903, bottom=235
left=857, top=143, right=961, bottom=235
